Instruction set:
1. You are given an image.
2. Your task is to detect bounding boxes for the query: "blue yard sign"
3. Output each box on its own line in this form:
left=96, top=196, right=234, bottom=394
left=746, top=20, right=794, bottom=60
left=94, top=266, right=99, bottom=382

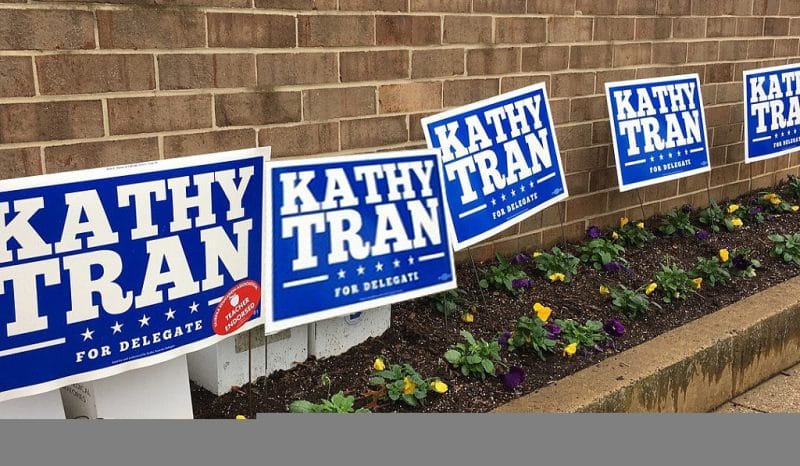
left=421, top=83, right=569, bottom=250
left=606, top=74, right=710, bottom=192
left=0, top=148, right=268, bottom=402
left=266, top=150, right=457, bottom=333
left=744, top=63, right=800, bottom=163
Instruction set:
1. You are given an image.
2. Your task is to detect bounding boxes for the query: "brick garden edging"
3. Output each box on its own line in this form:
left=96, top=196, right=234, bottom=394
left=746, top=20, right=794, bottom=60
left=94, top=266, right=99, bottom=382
left=493, top=275, right=800, bottom=413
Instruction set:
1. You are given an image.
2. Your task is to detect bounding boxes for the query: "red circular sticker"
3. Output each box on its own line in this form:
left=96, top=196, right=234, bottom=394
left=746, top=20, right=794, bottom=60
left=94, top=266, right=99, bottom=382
left=212, top=280, right=261, bottom=336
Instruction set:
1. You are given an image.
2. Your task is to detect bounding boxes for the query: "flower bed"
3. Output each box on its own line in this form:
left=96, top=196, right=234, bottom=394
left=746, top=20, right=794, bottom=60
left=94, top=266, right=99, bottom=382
left=192, top=178, right=800, bottom=417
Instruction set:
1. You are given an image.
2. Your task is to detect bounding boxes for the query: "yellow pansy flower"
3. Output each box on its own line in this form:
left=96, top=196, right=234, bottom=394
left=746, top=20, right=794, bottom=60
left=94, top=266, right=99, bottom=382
left=719, top=248, right=729, bottom=263
left=549, top=272, right=565, bottom=282
left=533, top=251, right=542, bottom=258
left=645, top=283, right=657, bottom=295
left=636, top=222, right=645, bottom=229
left=373, top=358, right=385, bottom=372
left=611, top=231, right=619, bottom=240
left=731, top=218, right=743, bottom=227
left=692, top=277, right=703, bottom=289
left=793, top=206, right=799, bottom=212
left=402, top=377, right=416, bottom=395
left=764, top=193, right=781, bottom=205
left=462, top=312, right=474, bottom=323
left=430, top=380, right=448, bottom=394
left=563, top=342, right=578, bottom=357
left=620, top=217, right=629, bottom=228
left=533, top=302, right=552, bottom=322
left=235, top=415, right=247, bottom=420
left=727, top=204, right=739, bottom=214
left=599, top=285, right=610, bottom=295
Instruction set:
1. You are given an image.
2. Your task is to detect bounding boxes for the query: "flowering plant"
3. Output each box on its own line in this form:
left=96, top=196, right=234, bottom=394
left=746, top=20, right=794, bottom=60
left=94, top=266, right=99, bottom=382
left=479, top=253, right=529, bottom=296
left=729, top=248, right=761, bottom=278
left=691, top=256, right=731, bottom=287
left=508, top=312, right=557, bottom=360
left=444, top=330, right=503, bottom=380
left=655, top=262, right=696, bottom=303
left=578, top=238, right=627, bottom=271
left=614, top=220, right=655, bottom=248
left=289, top=392, right=370, bottom=413
left=658, top=208, right=696, bottom=236
left=535, top=246, right=580, bottom=283
left=609, top=285, right=656, bottom=318
left=761, top=192, right=792, bottom=213
left=554, top=318, right=610, bottom=351
left=428, top=288, right=470, bottom=316
left=697, top=200, right=737, bottom=233
left=369, top=362, right=438, bottom=407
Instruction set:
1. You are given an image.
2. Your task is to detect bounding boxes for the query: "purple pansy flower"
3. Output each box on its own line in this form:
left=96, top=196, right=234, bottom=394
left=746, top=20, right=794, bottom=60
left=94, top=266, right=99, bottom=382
left=586, top=225, right=603, bottom=239
left=498, top=331, right=512, bottom=349
left=544, top=322, right=561, bottom=340
left=748, top=206, right=764, bottom=216
left=603, top=319, right=626, bottom=337
left=733, top=255, right=751, bottom=271
left=603, top=261, right=623, bottom=272
left=512, top=253, right=530, bottom=265
left=695, top=230, right=710, bottom=241
left=682, top=203, right=694, bottom=214
left=501, top=366, right=526, bottom=390
left=512, top=278, right=532, bottom=289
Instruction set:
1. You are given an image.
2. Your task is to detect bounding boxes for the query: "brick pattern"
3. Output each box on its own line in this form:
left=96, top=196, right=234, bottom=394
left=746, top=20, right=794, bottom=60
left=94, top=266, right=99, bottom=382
left=1, top=1, right=799, bottom=260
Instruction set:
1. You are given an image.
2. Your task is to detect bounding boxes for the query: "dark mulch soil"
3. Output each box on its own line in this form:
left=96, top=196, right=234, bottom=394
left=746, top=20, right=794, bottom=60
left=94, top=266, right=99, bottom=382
left=192, top=184, right=800, bottom=418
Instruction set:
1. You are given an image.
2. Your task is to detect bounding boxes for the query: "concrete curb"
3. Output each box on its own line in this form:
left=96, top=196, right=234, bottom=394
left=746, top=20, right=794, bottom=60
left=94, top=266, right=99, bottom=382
left=493, top=276, right=800, bottom=413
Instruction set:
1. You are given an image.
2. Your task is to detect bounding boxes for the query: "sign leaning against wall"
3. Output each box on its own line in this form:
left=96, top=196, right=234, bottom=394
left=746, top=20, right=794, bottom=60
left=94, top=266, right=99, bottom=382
left=421, top=83, right=569, bottom=251
left=0, top=148, right=268, bottom=402
left=265, top=150, right=457, bottom=334
left=744, top=62, right=800, bottom=163
left=606, top=74, right=711, bottom=192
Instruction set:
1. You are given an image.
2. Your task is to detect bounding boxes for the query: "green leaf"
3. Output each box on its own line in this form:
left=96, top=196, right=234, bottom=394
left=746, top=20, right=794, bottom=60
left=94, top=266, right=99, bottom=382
left=289, top=400, right=316, bottom=413
left=444, top=350, right=462, bottom=365
left=481, top=359, right=495, bottom=375
left=369, top=377, right=385, bottom=385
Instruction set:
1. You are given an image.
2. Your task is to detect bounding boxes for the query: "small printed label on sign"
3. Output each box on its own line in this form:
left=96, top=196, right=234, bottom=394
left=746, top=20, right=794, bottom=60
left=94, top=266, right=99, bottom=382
left=212, top=280, right=261, bottom=336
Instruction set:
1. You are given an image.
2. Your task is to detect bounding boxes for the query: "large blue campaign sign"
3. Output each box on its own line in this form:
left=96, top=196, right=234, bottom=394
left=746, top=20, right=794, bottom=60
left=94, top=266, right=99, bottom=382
left=606, top=74, right=711, bottom=192
left=266, top=150, right=457, bottom=333
left=744, top=63, right=800, bottom=163
left=0, top=148, right=267, bottom=402
left=421, top=83, right=569, bottom=250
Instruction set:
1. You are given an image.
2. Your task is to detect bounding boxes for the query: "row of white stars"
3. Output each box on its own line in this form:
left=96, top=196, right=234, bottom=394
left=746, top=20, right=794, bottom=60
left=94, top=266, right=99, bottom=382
left=80, top=302, right=200, bottom=342
left=777, top=129, right=800, bottom=137
left=491, top=180, right=536, bottom=205
left=648, top=148, right=698, bottom=163
left=337, top=257, right=413, bottom=279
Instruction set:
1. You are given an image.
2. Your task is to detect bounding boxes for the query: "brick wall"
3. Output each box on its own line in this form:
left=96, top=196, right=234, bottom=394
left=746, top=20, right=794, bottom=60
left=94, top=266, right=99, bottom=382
left=1, top=0, right=799, bottom=261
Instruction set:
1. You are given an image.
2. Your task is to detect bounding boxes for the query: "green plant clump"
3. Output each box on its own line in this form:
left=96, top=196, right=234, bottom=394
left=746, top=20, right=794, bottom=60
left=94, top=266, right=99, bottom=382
left=479, top=253, right=528, bottom=295
left=697, top=200, right=735, bottom=233
left=554, top=319, right=610, bottom=350
left=369, top=363, right=432, bottom=407
left=578, top=238, right=627, bottom=270
left=769, top=233, right=800, bottom=266
left=427, top=289, right=470, bottom=316
left=658, top=209, right=697, bottom=236
left=691, top=256, right=731, bottom=287
left=616, top=222, right=655, bottom=248
left=655, top=262, right=695, bottom=303
left=444, top=330, right=502, bottom=380
left=289, top=392, right=370, bottom=413
left=609, top=285, right=655, bottom=319
left=535, top=246, right=580, bottom=282
left=508, top=315, right=557, bottom=360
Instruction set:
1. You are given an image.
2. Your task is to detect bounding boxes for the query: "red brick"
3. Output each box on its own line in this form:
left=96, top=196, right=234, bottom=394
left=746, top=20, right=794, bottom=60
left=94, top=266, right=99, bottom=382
left=377, top=15, right=440, bottom=46
left=687, top=42, right=720, bottom=64
left=673, top=18, right=706, bottom=39
left=473, top=0, right=526, bottom=13
left=299, top=15, right=374, bottom=47
left=753, top=0, right=781, bottom=15
left=109, top=95, right=211, bottom=135
left=765, top=17, right=790, bottom=36
left=522, top=46, right=569, bottom=72
left=0, top=101, right=103, bottom=144
left=304, top=87, right=376, bottom=121
left=781, top=0, right=800, bottom=14
left=594, top=17, right=635, bottom=41
left=707, top=18, right=737, bottom=38
left=495, top=17, right=547, bottom=44
left=340, top=116, right=407, bottom=150
left=0, top=147, right=41, bottom=180
left=412, top=49, right=464, bottom=79
left=736, top=17, right=765, bottom=37
left=548, top=17, right=593, bottom=43
left=657, top=0, right=691, bottom=15
left=467, top=48, right=519, bottom=75
left=705, top=63, right=733, bottom=83
left=97, top=10, right=204, bottom=49
left=341, top=50, right=409, bottom=82
left=774, top=38, right=799, bottom=57
left=0, top=56, right=34, bottom=97
left=164, top=129, right=255, bottom=158
left=379, top=82, right=441, bottom=113
left=158, top=53, right=254, bottom=90
left=443, top=16, right=492, bottom=44
left=0, top=9, right=94, bottom=50
left=259, top=122, right=339, bottom=157
left=570, top=96, right=608, bottom=122
left=570, top=45, right=612, bottom=69
left=37, top=54, right=154, bottom=95
left=563, top=146, right=607, bottom=173
left=208, top=13, right=295, bottom=48
left=529, top=0, right=575, bottom=13
left=617, top=0, right=656, bottom=14
left=411, top=0, right=471, bottom=12
left=566, top=192, right=607, bottom=222
left=557, top=123, right=593, bottom=150
left=340, top=0, right=406, bottom=10
left=443, top=79, right=498, bottom=107
left=258, top=53, right=337, bottom=86
left=44, top=138, right=159, bottom=174
left=215, top=92, right=301, bottom=127
left=747, top=39, right=774, bottom=59
left=652, top=43, right=688, bottom=65
left=719, top=40, right=749, bottom=61
left=693, top=0, right=753, bottom=15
